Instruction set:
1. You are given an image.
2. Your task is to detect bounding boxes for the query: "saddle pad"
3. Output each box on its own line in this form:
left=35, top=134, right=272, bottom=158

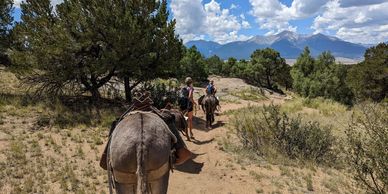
left=113, top=162, right=170, bottom=184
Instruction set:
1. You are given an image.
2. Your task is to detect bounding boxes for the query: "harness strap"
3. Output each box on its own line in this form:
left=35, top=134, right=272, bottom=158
left=107, top=137, right=115, bottom=194
left=152, top=107, right=178, bottom=144
left=113, top=162, right=170, bottom=184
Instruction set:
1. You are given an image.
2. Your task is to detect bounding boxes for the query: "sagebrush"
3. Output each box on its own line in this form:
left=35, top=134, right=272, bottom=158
left=345, top=102, right=388, bottom=194
left=231, top=104, right=336, bottom=164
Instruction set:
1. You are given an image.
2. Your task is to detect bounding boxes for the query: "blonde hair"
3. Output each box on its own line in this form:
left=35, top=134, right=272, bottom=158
left=185, top=77, right=193, bottom=85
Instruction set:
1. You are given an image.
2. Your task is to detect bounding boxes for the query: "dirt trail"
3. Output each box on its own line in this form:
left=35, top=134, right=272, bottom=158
left=0, top=72, right=358, bottom=193
left=168, top=78, right=287, bottom=194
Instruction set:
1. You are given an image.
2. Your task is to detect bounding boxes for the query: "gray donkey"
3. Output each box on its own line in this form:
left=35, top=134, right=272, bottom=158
left=202, top=95, right=217, bottom=129
left=107, top=111, right=176, bottom=194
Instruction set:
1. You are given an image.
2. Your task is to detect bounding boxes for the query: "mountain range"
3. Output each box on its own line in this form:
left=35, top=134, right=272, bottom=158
left=185, top=31, right=367, bottom=60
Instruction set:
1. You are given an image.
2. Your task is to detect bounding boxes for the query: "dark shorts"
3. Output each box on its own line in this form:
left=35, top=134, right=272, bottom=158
left=180, top=99, right=193, bottom=113
left=187, top=101, right=193, bottom=112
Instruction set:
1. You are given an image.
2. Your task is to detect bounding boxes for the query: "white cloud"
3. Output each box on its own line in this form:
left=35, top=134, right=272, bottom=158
left=288, top=0, right=327, bottom=18
left=248, top=0, right=388, bottom=43
left=230, top=3, right=238, bottom=9
left=240, top=14, right=246, bottom=20
left=242, top=21, right=251, bottom=28
left=13, top=0, right=22, bottom=7
left=313, top=0, right=388, bottom=43
left=249, top=0, right=327, bottom=34
left=249, top=0, right=292, bottom=34
left=171, top=0, right=251, bottom=44
left=170, top=0, right=206, bottom=36
left=338, top=0, right=387, bottom=7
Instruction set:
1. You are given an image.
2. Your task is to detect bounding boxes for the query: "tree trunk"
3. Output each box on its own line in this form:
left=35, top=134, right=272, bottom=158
left=266, top=75, right=272, bottom=89
left=90, top=87, right=101, bottom=102
left=124, top=76, right=132, bottom=103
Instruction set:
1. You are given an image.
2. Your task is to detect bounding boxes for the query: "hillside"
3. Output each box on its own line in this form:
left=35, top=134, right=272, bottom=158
left=185, top=31, right=367, bottom=60
left=0, top=70, right=361, bottom=193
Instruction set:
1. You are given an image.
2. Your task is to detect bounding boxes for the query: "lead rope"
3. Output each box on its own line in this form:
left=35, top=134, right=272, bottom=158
left=194, top=102, right=197, bottom=116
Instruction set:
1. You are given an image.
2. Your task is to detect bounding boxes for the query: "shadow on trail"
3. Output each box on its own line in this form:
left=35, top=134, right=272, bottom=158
left=175, top=153, right=205, bottom=174
left=192, top=116, right=209, bottom=132
left=212, top=121, right=225, bottom=128
left=190, top=138, right=214, bottom=145
left=193, top=115, right=224, bottom=132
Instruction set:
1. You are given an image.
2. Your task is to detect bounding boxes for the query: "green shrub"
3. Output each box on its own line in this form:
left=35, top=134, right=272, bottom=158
left=305, top=174, right=314, bottom=191
left=9, top=140, right=26, bottom=163
left=231, top=104, right=336, bottom=164
left=33, top=115, right=51, bottom=130
left=345, top=102, right=387, bottom=194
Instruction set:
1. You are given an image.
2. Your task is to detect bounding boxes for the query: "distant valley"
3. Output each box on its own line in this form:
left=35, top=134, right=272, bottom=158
left=185, top=31, right=368, bottom=61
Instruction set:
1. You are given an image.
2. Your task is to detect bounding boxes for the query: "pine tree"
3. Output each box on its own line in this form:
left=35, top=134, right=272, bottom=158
left=347, top=43, right=388, bottom=102
left=291, top=48, right=353, bottom=104
left=206, top=55, right=223, bottom=75
left=0, top=0, right=13, bottom=65
left=222, top=57, right=237, bottom=76
left=179, top=46, right=208, bottom=82
left=291, top=47, right=315, bottom=96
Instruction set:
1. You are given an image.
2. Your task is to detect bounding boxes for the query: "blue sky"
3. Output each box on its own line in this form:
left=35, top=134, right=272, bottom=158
left=168, top=0, right=388, bottom=44
left=12, top=0, right=388, bottom=44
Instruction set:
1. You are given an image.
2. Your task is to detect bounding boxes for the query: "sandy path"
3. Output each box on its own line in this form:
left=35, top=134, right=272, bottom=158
left=168, top=97, right=285, bottom=194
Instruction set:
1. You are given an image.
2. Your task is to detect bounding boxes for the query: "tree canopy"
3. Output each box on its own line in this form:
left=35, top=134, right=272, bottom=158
left=11, top=0, right=182, bottom=101
left=0, top=0, right=13, bottom=65
left=178, top=46, right=208, bottom=83
left=291, top=48, right=353, bottom=104
left=347, top=43, right=388, bottom=102
left=205, top=55, right=223, bottom=75
left=245, top=48, right=290, bottom=90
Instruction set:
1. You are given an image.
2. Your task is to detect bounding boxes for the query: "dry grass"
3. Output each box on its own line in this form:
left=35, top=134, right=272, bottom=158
left=0, top=121, right=110, bottom=193
left=281, top=96, right=352, bottom=138
left=0, top=70, right=21, bottom=95
left=220, top=95, right=362, bottom=193
left=0, top=70, right=124, bottom=193
left=231, top=87, right=268, bottom=102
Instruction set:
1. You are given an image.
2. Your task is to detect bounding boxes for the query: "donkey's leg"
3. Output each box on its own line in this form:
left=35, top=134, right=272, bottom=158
left=206, top=113, right=211, bottom=129
left=149, top=172, right=170, bottom=194
left=115, top=183, right=136, bottom=194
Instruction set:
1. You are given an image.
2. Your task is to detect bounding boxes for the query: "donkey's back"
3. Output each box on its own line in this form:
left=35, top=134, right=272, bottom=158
left=108, top=111, right=172, bottom=194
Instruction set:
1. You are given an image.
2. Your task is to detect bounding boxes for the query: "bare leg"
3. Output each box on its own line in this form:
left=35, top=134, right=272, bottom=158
left=187, top=111, right=194, bottom=138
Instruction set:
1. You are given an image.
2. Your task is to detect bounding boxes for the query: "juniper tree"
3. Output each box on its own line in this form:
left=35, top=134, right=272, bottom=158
left=114, top=0, right=182, bottom=102
left=11, top=0, right=182, bottom=101
left=246, top=48, right=289, bottom=90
